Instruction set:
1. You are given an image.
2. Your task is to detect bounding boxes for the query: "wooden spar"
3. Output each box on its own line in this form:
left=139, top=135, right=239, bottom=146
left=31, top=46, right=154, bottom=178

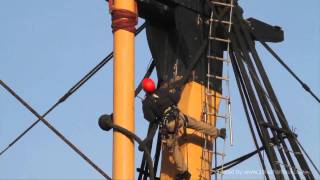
left=112, top=0, right=137, bottom=178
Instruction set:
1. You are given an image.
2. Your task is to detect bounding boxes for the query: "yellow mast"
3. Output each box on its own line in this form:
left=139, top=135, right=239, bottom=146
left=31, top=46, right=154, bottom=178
left=112, top=0, right=137, bottom=178
left=161, top=82, right=221, bottom=179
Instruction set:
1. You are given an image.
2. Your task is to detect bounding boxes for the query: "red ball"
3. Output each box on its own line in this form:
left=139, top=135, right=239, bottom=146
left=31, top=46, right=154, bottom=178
left=142, top=78, right=156, bottom=93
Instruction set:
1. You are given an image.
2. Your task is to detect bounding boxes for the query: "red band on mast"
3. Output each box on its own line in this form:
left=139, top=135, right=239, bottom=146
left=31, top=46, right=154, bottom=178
left=109, top=0, right=137, bottom=33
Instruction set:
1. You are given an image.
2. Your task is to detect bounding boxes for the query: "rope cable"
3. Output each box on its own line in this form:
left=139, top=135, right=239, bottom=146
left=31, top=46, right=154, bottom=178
left=296, top=139, right=320, bottom=175
left=231, top=17, right=301, bottom=179
left=230, top=11, right=316, bottom=178
left=0, top=80, right=111, bottom=179
left=0, top=57, right=155, bottom=178
left=211, top=146, right=265, bottom=174
left=0, top=23, right=146, bottom=157
left=259, top=41, right=320, bottom=104
left=229, top=48, right=271, bottom=180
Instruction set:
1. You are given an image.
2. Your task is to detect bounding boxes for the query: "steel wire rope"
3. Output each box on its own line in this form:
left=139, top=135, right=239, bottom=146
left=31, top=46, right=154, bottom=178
left=259, top=41, right=320, bottom=104
left=227, top=47, right=271, bottom=180
left=0, top=38, right=155, bottom=180
left=229, top=27, right=286, bottom=179
left=0, top=23, right=146, bottom=179
left=0, top=80, right=111, bottom=179
left=98, top=114, right=155, bottom=180
left=0, top=56, right=155, bottom=180
left=231, top=33, right=300, bottom=177
left=230, top=21, right=319, bottom=178
left=211, top=146, right=265, bottom=173
left=233, top=47, right=318, bottom=178
left=0, top=23, right=146, bottom=157
left=230, top=17, right=300, bottom=179
left=296, top=139, right=320, bottom=176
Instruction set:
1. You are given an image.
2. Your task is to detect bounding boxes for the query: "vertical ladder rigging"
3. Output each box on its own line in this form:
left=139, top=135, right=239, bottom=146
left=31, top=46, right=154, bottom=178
left=200, top=0, right=234, bottom=179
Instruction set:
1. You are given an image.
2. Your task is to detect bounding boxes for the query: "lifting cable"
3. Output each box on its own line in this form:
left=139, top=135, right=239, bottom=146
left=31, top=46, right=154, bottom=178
left=0, top=22, right=146, bottom=158
left=260, top=41, right=320, bottom=104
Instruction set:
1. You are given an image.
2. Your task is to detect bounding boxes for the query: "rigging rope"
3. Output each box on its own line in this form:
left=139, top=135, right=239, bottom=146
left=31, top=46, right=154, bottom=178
left=296, top=139, right=320, bottom=175
left=108, top=0, right=138, bottom=33
left=211, top=146, right=265, bottom=174
left=99, top=115, right=155, bottom=180
left=230, top=8, right=315, bottom=179
left=229, top=9, right=293, bottom=179
left=230, top=48, right=271, bottom=180
left=259, top=41, right=320, bottom=104
left=0, top=80, right=111, bottom=179
left=0, top=23, right=146, bottom=158
left=111, top=9, right=137, bottom=33
left=1, top=1, right=318, bottom=179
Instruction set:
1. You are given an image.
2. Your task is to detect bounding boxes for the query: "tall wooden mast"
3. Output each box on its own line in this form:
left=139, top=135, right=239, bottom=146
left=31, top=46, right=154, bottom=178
left=111, top=0, right=137, bottom=178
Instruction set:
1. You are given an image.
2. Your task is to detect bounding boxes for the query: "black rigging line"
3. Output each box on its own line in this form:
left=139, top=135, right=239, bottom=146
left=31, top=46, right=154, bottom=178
left=259, top=41, right=320, bottom=104
left=135, top=59, right=156, bottom=96
left=137, top=123, right=157, bottom=180
left=296, top=139, right=320, bottom=175
left=230, top=6, right=318, bottom=179
left=0, top=80, right=111, bottom=179
left=152, top=131, right=162, bottom=177
left=0, top=22, right=146, bottom=157
left=98, top=114, right=155, bottom=180
left=231, top=17, right=298, bottom=179
left=211, top=146, right=265, bottom=174
left=229, top=48, right=270, bottom=180
left=229, top=28, right=285, bottom=179
left=238, top=18, right=314, bottom=178
left=0, top=57, right=154, bottom=178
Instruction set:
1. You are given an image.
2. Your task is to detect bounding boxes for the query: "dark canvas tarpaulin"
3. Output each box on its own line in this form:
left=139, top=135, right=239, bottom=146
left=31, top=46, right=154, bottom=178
left=145, top=6, right=226, bottom=92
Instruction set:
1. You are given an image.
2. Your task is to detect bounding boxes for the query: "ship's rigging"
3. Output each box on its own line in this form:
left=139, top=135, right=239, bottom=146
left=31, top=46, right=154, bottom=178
left=0, top=0, right=319, bottom=179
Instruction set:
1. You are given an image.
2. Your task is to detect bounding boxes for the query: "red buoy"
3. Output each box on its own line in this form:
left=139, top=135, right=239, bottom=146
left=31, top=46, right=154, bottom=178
left=142, top=78, right=156, bottom=93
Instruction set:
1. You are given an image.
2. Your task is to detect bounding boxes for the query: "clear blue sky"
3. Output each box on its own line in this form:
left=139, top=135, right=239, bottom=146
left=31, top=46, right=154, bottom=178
left=0, top=0, right=319, bottom=179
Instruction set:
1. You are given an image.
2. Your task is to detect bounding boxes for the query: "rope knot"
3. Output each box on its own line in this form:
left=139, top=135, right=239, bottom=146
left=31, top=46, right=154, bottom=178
left=109, top=0, right=137, bottom=33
